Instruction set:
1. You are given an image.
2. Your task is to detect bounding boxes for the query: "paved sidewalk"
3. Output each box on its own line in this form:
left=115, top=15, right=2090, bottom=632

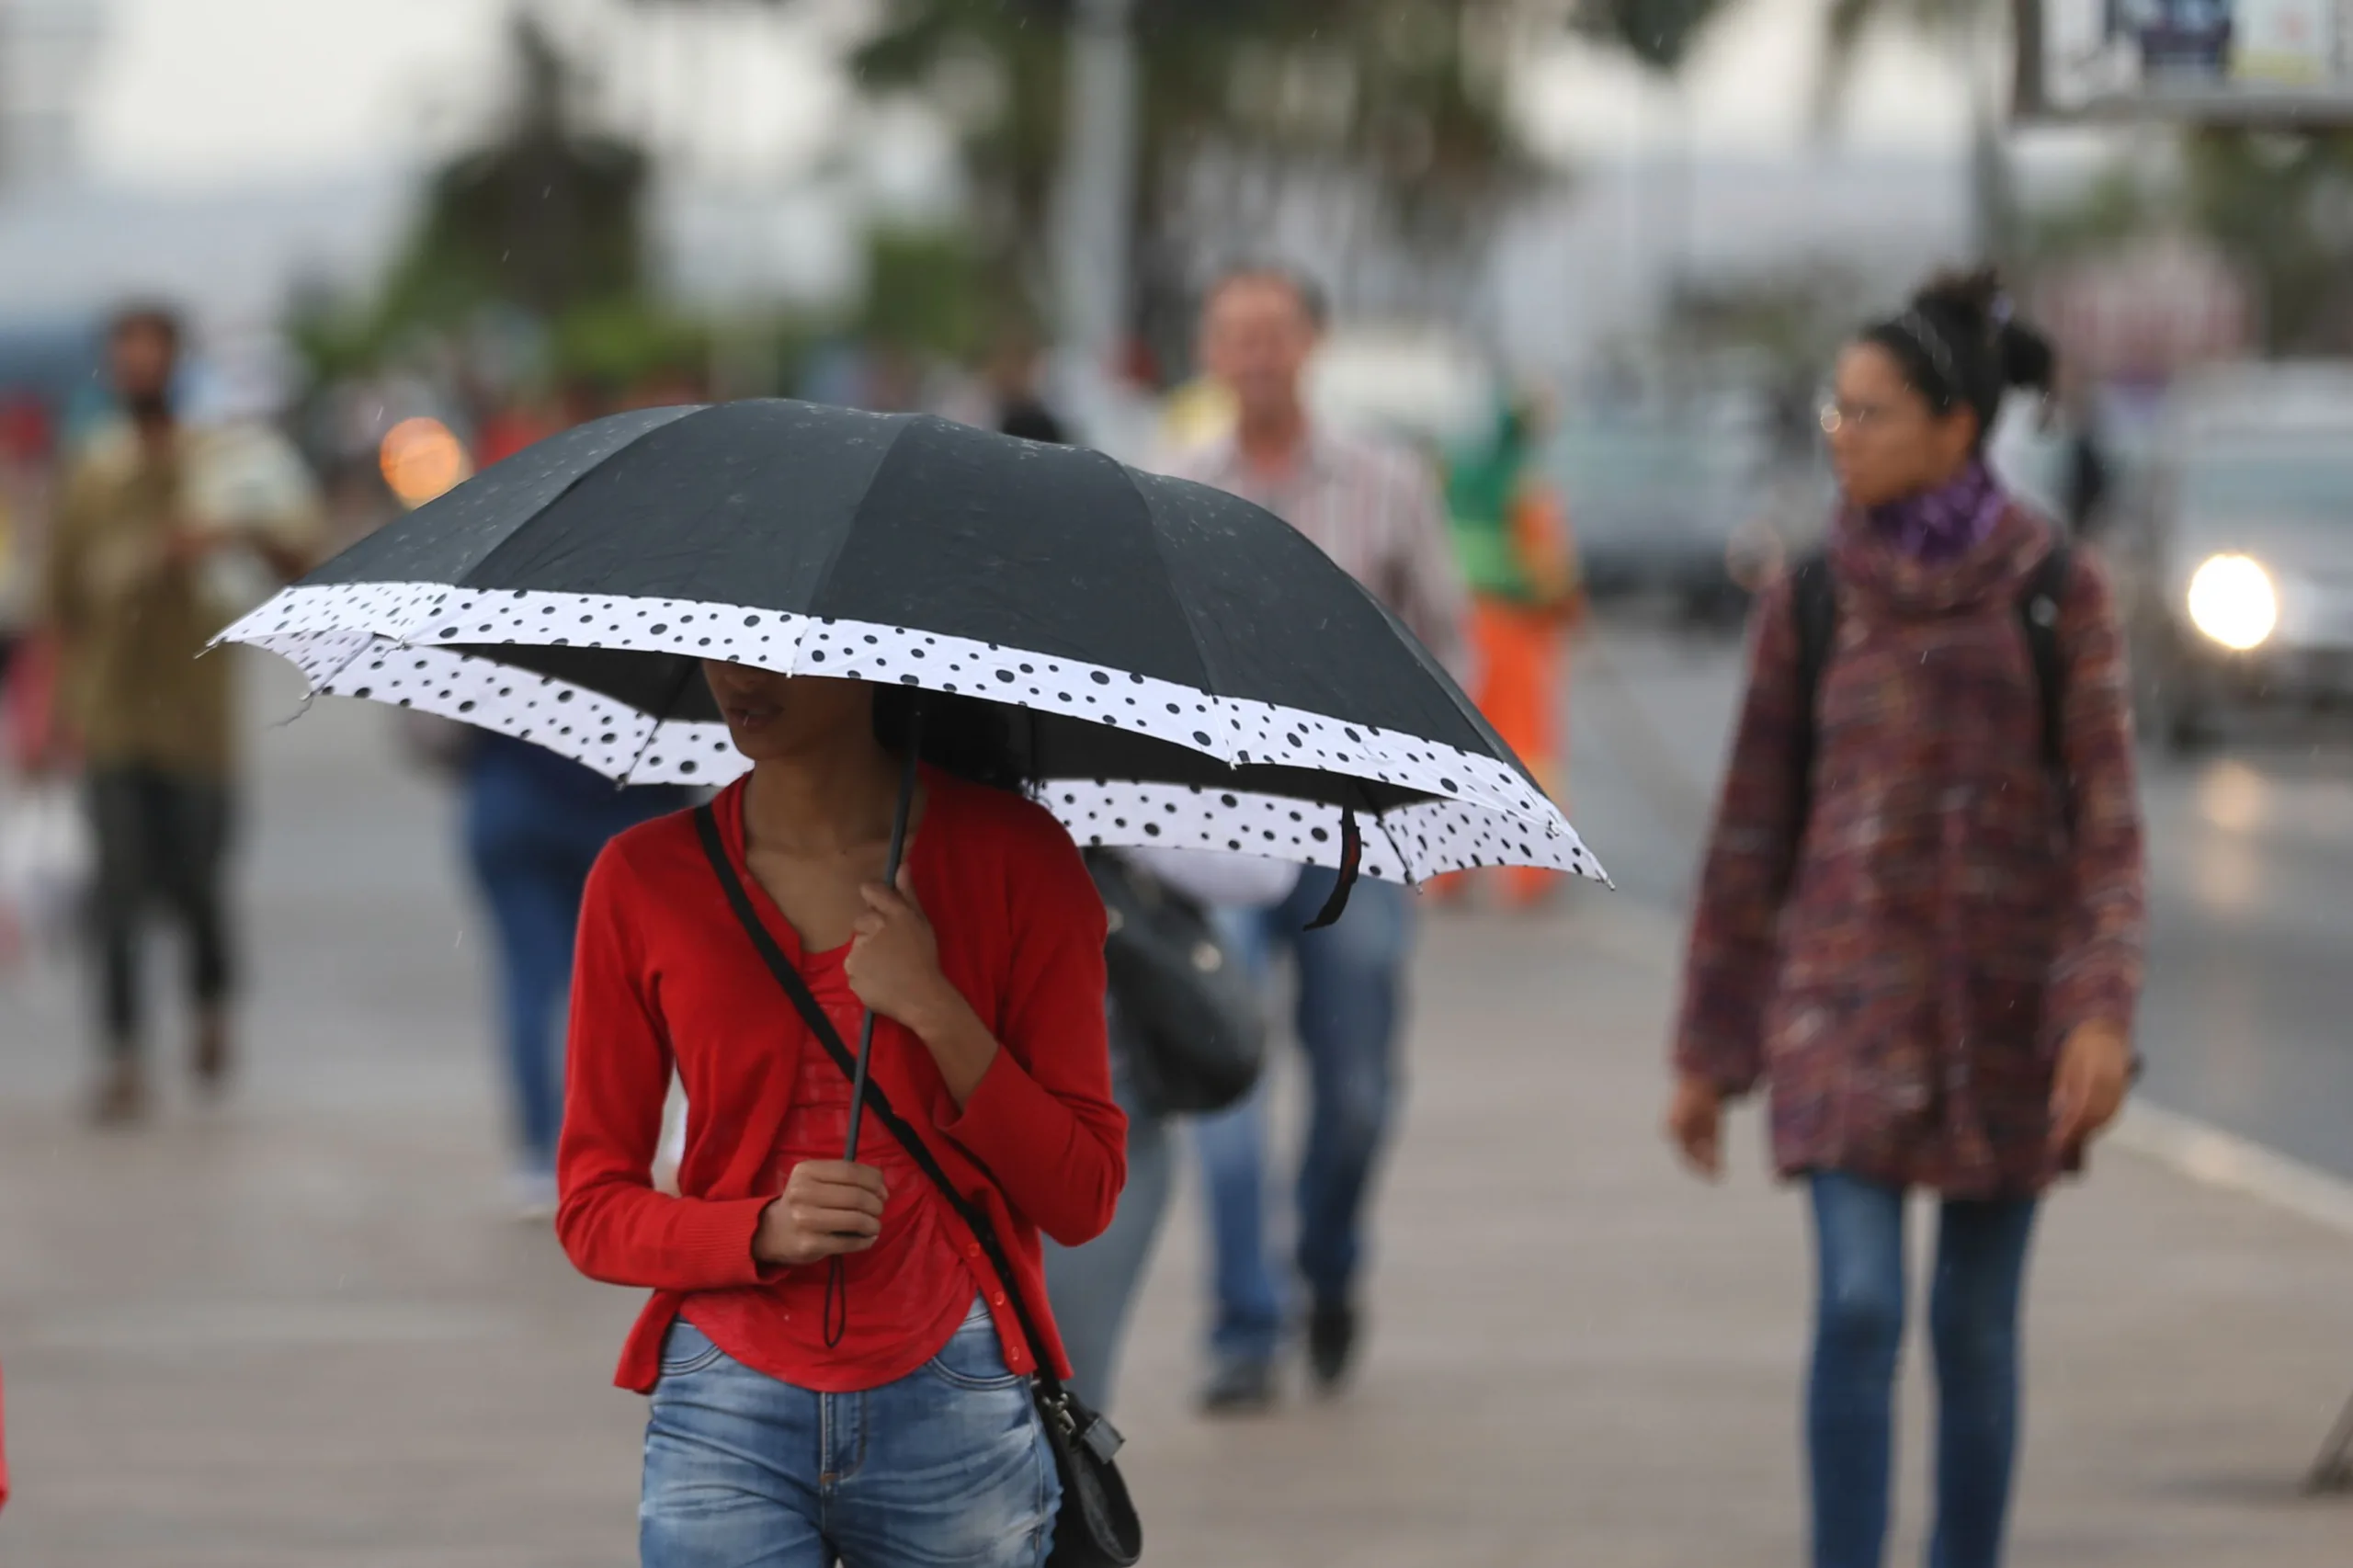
left=2, top=661, right=2350, bottom=1564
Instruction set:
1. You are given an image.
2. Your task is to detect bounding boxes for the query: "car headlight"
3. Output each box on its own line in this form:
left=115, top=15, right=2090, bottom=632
left=2186, top=553, right=2278, bottom=651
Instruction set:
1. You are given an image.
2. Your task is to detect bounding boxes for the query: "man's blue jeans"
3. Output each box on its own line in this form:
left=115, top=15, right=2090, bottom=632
left=1192, top=868, right=1413, bottom=1365
left=641, top=1301, right=1059, bottom=1568
left=1806, top=1170, right=2040, bottom=1568
left=1041, top=999, right=1174, bottom=1414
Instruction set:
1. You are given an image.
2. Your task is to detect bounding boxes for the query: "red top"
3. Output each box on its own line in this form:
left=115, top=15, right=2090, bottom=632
left=556, top=769, right=1123, bottom=1394
left=681, top=939, right=976, bottom=1392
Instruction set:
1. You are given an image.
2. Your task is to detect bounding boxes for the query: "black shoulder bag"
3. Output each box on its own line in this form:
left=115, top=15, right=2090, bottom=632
left=693, top=806, right=1142, bottom=1568
left=1085, top=849, right=1266, bottom=1116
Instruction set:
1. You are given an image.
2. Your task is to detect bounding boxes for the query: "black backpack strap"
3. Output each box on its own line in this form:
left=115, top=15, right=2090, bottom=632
left=688, top=804, right=1090, bottom=1419
left=2018, top=542, right=2074, bottom=819
left=1786, top=549, right=1838, bottom=853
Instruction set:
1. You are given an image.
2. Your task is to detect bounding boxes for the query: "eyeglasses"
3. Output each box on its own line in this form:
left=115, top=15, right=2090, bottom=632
left=1819, top=401, right=1905, bottom=436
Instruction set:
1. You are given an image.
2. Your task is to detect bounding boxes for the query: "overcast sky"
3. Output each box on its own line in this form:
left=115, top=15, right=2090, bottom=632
left=75, top=0, right=858, bottom=190
left=70, top=0, right=1994, bottom=195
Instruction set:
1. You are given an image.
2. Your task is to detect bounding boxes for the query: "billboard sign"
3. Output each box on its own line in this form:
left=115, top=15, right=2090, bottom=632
left=2029, top=0, right=2353, bottom=120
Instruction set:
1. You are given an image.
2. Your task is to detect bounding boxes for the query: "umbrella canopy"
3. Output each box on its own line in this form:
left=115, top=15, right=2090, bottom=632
left=225, top=400, right=1601, bottom=886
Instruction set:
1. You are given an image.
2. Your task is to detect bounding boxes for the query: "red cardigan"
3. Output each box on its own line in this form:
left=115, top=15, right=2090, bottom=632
left=556, top=770, right=1124, bottom=1393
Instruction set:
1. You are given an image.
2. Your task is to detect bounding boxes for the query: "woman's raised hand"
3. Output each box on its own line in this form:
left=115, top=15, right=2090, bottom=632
left=845, top=868, right=962, bottom=1036
left=753, top=1160, right=889, bottom=1267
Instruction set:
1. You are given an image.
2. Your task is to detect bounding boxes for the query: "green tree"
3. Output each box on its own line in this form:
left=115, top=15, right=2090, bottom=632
left=1813, top=0, right=2014, bottom=256
left=858, top=226, right=989, bottom=360
left=2180, top=131, right=2353, bottom=354
left=2017, top=131, right=2353, bottom=356
left=295, top=14, right=684, bottom=390
left=642, top=2, right=1580, bottom=364
left=386, top=15, right=647, bottom=325
left=851, top=2, right=1550, bottom=350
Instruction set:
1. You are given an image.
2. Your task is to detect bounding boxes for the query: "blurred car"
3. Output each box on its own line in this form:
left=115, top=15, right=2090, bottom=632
left=2110, top=364, right=2353, bottom=751
left=1542, top=391, right=1820, bottom=625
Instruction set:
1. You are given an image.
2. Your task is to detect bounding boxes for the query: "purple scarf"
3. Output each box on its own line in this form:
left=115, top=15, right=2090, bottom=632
left=1868, top=460, right=2006, bottom=564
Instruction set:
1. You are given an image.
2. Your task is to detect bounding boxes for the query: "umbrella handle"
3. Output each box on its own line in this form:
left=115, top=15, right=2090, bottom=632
left=826, top=706, right=925, bottom=1351
left=844, top=708, right=924, bottom=1165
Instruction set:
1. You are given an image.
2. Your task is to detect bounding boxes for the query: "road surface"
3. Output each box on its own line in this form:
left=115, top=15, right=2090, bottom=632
left=0, top=645, right=2347, bottom=1565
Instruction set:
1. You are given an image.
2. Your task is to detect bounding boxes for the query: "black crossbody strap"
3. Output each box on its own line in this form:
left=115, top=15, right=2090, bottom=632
left=1785, top=548, right=1837, bottom=878
left=2020, top=541, right=2074, bottom=822
left=691, top=804, right=1070, bottom=1402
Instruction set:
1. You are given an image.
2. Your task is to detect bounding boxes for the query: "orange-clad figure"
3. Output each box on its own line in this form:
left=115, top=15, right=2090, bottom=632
left=1438, top=392, right=1584, bottom=908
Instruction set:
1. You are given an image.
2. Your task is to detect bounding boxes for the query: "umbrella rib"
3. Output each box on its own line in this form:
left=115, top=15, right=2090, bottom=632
left=1366, top=797, right=1417, bottom=884
left=804, top=415, right=923, bottom=618
left=1108, top=461, right=1222, bottom=719
left=290, top=632, right=385, bottom=711
left=436, top=406, right=708, bottom=592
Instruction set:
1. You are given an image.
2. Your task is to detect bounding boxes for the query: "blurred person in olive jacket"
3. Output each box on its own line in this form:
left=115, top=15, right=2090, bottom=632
left=39, top=304, right=321, bottom=1125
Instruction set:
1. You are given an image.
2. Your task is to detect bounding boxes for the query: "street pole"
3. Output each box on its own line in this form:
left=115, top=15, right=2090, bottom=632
left=1054, top=0, right=1138, bottom=392
left=1970, top=0, right=2018, bottom=265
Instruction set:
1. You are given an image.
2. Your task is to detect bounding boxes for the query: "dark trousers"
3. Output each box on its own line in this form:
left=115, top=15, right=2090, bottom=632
left=86, top=766, right=235, bottom=1057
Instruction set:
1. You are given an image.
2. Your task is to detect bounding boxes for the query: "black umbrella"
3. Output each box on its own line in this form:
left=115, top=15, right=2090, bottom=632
left=225, top=399, right=1597, bottom=887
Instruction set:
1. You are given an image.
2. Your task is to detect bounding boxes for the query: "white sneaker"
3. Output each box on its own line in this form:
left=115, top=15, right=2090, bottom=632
left=507, top=1168, right=559, bottom=1224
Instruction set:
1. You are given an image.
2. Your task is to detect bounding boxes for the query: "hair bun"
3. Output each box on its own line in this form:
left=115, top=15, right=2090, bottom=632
left=1911, top=267, right=2002, bottom=324
left=1995, top=319, right=2056, bottom=395
left=1912, top=266, right=2053, bottom=394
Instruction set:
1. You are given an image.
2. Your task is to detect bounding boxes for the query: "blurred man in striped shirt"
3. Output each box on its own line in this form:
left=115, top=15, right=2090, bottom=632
left=1155, top=265, right=1468, bottom=1414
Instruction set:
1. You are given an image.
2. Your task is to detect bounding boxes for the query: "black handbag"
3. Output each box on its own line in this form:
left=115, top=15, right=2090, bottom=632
left=695, top=807, right=1142, bottom=1568
left=1086, top=850, right=1267, bottom=1116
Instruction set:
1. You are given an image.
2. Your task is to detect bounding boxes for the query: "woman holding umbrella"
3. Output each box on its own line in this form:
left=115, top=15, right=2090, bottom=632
left=1665, top=271, right=2145, bottom=1568
left=220, top=397, right=1596, bottom=1565
left=561, top=671, right=1123, bottom=1567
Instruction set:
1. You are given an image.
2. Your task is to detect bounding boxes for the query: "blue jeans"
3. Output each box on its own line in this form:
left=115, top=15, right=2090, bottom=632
left=1192, top=869, right=1413, bottom=1364
left=462, top=742, right=682, bottom=1172
left=641, top=1301, right=1060, bottom=1568
left=1042, top=1002, right=1175, bottom=1414
left=1807, top=1171, right=2040, bottom=1568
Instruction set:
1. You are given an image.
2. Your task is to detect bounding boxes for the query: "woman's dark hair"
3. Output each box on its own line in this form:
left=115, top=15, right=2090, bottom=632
left=871, top=686, right=1036, bottom=796
left=1859, top=268, right=2055, bottom=445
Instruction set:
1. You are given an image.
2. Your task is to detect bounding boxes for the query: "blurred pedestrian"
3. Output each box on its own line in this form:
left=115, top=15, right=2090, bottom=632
left=556, top=676, right=1122, bottom=1568
left=382, top=386, right=689, bottom=1214
left=460, top=730, right=689, bottom=1217
left=473, top=395, right=564, bottom=470
left=983, top=331, right=1067, bottom=445
left=1437, top=390, right=1585, bottom=909
left=1665, top=271, right=2146, bottom=1568
left=1041, top=847, right=1297, bottom=1415
left=2059, top=386, right=2111, bottom=540
left=1160, top=263, right=1469, bottom=1413
left=38, top=303, right=321, bottom=1124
